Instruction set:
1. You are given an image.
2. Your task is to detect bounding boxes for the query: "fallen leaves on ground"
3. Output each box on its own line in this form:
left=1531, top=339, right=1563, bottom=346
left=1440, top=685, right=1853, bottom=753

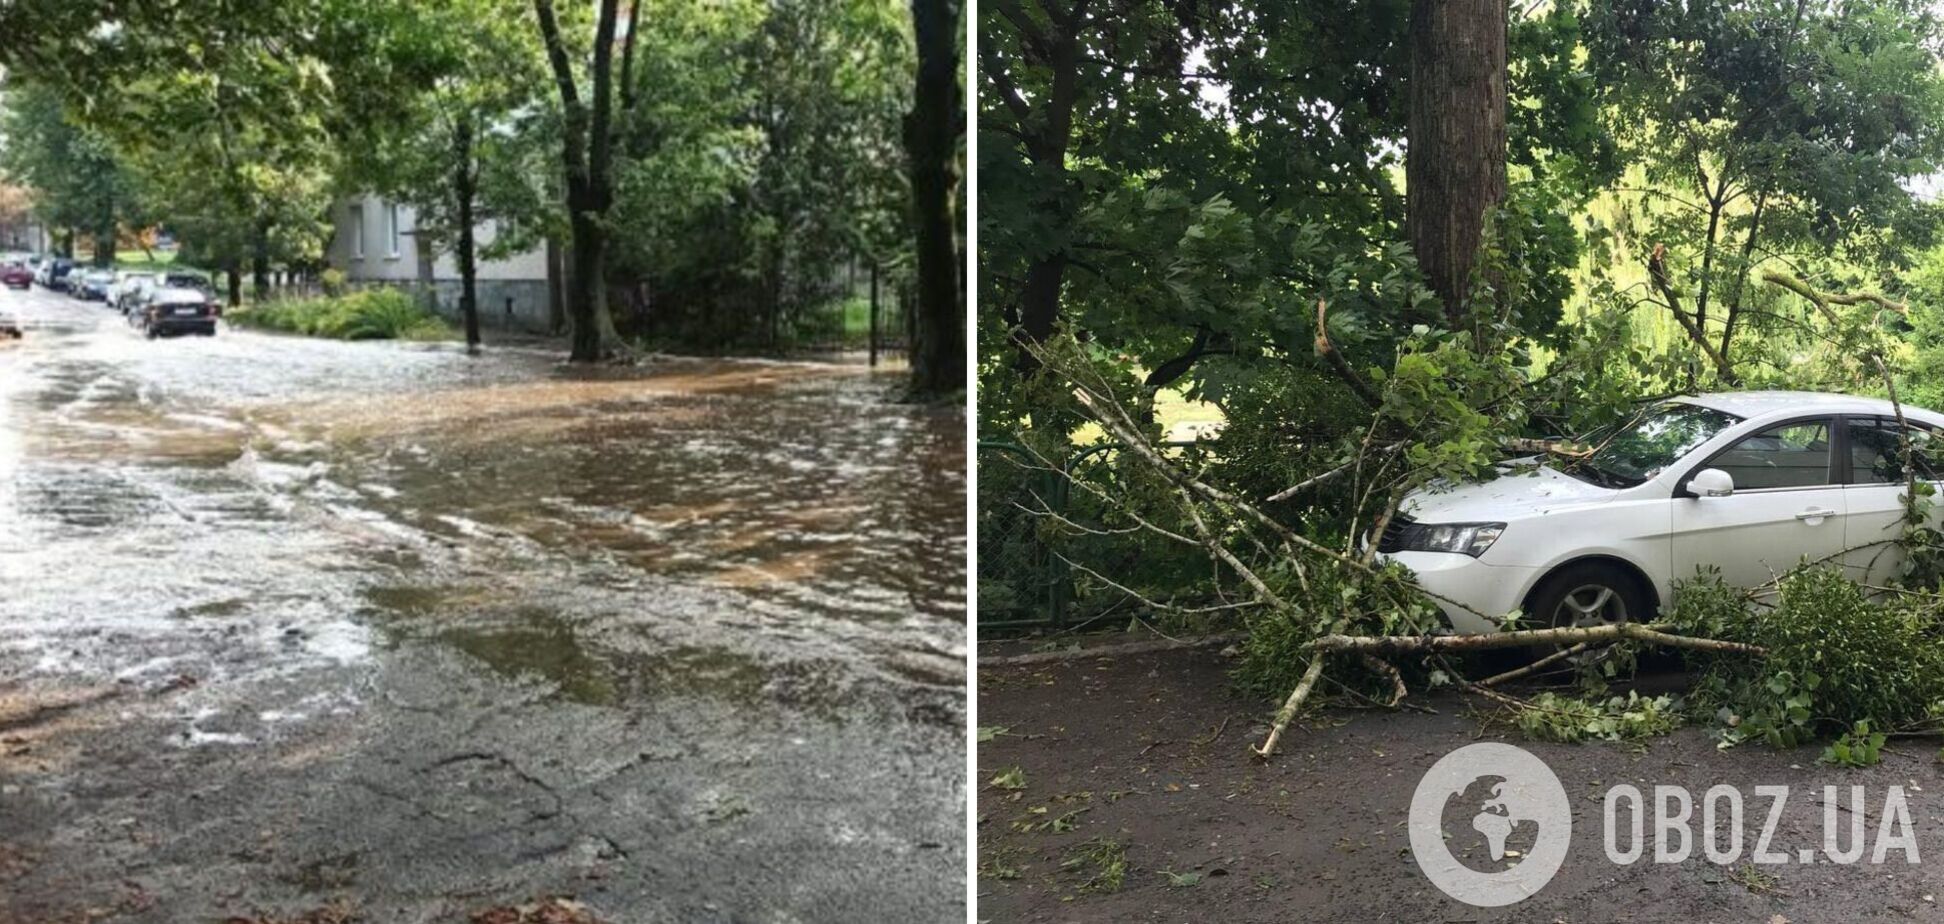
left=220, top=901, right=358, bottom=924
left=469, top=897, right=605, bottom=924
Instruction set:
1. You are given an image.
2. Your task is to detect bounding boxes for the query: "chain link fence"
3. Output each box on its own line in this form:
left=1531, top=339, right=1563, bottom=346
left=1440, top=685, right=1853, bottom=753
left=978, top=439, right=1222, bottom=633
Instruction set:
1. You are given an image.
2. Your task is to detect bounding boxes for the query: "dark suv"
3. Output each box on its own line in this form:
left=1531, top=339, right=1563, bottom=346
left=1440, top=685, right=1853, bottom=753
left=141, top=287, right=219, bottom=338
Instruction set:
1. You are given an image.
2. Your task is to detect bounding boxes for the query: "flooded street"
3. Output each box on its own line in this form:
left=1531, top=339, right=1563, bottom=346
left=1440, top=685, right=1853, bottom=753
left=0, top=288, right=965, bottom=921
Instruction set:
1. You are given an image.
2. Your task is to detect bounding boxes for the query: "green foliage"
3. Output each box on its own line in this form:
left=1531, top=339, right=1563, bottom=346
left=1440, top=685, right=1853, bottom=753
left=609, top=0, right=914, bottom=349
left=0, top=81, right=142, bottom=262
left=230, top=289, right=453, bottom=341
left=1513, top=690, right=1684, bottom=743
left=1821, top=719, right=1888, bottom=768
left=1060, top=838, right=1127, bottom=893
left=988, top=765, right=1027, bottom=791
left=1670, top=568, right=1944, bottom=747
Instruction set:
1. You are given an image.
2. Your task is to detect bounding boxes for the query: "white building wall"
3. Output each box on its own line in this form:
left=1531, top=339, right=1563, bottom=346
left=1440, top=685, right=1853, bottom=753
left=326, top=194, right=557, bottom=334
left=328, top=194, right=548, bottom=283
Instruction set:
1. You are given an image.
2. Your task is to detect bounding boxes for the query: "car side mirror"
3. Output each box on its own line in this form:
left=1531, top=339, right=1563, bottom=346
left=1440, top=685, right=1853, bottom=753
left=1688, top=468, right=1734, bottom=498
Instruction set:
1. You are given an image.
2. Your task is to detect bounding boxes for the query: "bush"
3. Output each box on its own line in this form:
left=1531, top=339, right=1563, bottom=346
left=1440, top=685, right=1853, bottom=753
left=229, top=289, right=452, bottom=341
left=1669, top=567, right=1944, bottom=747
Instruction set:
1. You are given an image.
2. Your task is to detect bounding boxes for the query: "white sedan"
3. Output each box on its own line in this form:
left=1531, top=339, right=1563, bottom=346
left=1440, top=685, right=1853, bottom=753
left=1378, top=391, right=1944, bottom=634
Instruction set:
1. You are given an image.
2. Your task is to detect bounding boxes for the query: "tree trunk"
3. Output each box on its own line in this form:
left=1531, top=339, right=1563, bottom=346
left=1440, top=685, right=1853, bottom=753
left=1406, top=0, right=1507, bottom=330
left=993, top=3, right=1085, bottom=368
left=225, top=264, right=241, bottom=308
left=534, top=0, right=622, bottom=363
left=453, top=114, right=481, bottom=354
left=869, top=261, right=881, bottom=367
left=546, top=235, right=567, bottom=336
left=250, top=219, right=270, bottom=303
left=566, top=204, right=607, bottom=362
left=906, top=0, right=965, bottom=396
left=93, top=196, right=117, bottom=268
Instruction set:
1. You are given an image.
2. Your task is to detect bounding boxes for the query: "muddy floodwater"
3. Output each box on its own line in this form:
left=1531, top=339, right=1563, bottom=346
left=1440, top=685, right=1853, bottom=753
left=0, top=289, right=965, bottom=922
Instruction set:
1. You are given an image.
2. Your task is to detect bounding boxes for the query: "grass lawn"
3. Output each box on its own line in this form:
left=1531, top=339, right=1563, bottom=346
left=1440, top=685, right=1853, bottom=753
left=112, top=251, right=184, bottom=272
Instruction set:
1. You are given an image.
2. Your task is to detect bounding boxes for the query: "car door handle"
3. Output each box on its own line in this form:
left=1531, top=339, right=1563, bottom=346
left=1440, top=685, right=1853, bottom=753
left=1796, top=508, right=1836, bottom=521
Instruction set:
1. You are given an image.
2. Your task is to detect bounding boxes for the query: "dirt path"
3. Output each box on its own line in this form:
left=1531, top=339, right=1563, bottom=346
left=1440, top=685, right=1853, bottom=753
left=977, top=647, right=1944, bottom=923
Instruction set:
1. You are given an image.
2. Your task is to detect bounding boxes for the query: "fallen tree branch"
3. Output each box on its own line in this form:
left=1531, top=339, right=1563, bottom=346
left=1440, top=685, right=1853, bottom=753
left=977, top=632, right=1245, bottom=667
left=1252, top=650, right=1326, bottom=758
left=1480, top=643, right=1588, bottom=687
left=1361, top=654, right=1407, bottom=707
left=1311, top=623, right=1765, bottom=656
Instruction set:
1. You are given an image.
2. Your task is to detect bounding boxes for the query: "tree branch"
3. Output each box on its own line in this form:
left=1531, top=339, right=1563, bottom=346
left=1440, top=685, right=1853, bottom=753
left=1647, top=243, right=1740, bottom=384
left=1313, top=298, right=1381, bottom=409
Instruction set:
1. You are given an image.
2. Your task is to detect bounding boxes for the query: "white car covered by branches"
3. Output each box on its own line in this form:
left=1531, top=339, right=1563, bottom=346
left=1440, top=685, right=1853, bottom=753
left=1378, top=391, right=1944, bottom=634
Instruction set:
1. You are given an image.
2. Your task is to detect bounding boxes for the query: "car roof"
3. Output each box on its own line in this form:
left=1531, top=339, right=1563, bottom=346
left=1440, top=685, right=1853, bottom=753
left=1672, top=390, right=1944, bottom=425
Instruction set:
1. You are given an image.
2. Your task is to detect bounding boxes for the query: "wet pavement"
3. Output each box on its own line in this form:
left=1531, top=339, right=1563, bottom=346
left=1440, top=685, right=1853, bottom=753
left=0, top=287, right=966, bottom=922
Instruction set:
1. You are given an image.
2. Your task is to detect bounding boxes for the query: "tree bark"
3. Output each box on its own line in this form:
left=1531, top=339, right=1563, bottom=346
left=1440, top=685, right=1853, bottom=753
left=453, top=113, right=481, bottom=354
left=546, top=235, right=567, bottom=336
left=250, top=217, right=270, bottom=303
left=990, top=0, right=1086, bottom=365
left=93, top=195, right=116, bottom=268
left=1406, top=0, right=1507, bottom=330
left=534, top=0, right=623, bottom=362
left=869, top=261, right=881, bottom=367
left=906, top=0, right=965, bottom=396
left=566, top=210, right=608, bottom=360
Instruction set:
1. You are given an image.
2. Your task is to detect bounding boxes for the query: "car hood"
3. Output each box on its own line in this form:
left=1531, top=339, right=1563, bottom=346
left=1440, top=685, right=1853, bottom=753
left=1399, top=461, right=1618, bottom=523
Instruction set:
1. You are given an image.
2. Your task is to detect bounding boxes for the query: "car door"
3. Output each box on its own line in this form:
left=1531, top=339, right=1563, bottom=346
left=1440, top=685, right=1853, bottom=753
left=1841, top=416, right=1944, bottom=586
left=1670, top=417, right=1848, bottom=590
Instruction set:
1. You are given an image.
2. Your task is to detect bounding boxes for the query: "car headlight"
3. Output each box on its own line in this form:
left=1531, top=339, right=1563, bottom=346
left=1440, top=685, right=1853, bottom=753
left=1399, top=521, right=1505, bottom=557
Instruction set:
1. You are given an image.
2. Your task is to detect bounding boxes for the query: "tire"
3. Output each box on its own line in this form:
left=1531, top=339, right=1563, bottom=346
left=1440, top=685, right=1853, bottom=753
left=1522, top=561, right=1652, bottom=659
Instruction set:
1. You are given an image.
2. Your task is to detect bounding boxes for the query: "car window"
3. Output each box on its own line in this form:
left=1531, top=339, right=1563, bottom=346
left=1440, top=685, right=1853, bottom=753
left=1571, top=404, right=1740, bottom=487
left=1847, top=417, right=1940, bottom=484
left=1707, top=419, right=1834, bottom=490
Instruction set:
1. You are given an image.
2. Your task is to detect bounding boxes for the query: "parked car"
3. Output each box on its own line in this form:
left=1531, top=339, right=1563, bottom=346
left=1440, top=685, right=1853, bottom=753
left=140, top=286, right=219, bottom=338
left=73, top=269, right=115, bottom=301
left=1, top=262, right=31, bottom=289
left=35, top=258, right=74, bottom=291
left=110, top=272, right=156, bottom=311
left=1375, top=391, right=1944, bottom=635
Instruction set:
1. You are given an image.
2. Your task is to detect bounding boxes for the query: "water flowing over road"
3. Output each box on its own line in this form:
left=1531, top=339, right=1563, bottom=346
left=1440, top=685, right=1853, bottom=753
left=0, top=287, right=966, bottom=922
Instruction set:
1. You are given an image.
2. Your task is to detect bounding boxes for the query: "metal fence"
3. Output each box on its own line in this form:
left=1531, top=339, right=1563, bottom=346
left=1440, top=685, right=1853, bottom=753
left=978, top=439, right=1219, bottom=633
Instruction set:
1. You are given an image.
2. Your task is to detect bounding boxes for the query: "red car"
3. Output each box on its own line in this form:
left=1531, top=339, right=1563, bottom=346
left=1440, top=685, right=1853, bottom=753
left=0, top=263, right=30, bottom=289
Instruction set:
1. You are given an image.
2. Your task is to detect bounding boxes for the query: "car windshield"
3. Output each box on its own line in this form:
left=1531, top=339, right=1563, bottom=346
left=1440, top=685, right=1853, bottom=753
left=1564, top=404, right=1740, bottom=488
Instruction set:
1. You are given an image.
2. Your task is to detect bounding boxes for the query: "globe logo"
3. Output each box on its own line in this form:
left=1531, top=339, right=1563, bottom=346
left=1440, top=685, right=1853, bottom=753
left=1408, top=742, right=1572, bottom=906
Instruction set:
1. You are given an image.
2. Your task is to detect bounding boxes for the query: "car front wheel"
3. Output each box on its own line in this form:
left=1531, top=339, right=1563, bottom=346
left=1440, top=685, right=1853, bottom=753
left=1523, top=561, right=1651, bottom=656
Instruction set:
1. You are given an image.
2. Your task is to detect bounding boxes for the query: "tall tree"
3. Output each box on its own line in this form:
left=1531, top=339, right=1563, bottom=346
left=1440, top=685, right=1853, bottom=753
left=1583, top=0, right=1944, bottom=376
left=0, top=82, right=135, bottom=266
left=533, top=0, right=635, bottom=361
left=329, top=0, right=548, bottom=354
left=907, top=0, right=965, bottom=395
left=1406, top=0, right=1507, bottom=331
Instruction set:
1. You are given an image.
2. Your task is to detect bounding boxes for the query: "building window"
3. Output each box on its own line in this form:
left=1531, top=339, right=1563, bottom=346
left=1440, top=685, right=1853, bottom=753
left=349, top=204, right=364, bottom=260
left=386, top=203, right=402, bottom=258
